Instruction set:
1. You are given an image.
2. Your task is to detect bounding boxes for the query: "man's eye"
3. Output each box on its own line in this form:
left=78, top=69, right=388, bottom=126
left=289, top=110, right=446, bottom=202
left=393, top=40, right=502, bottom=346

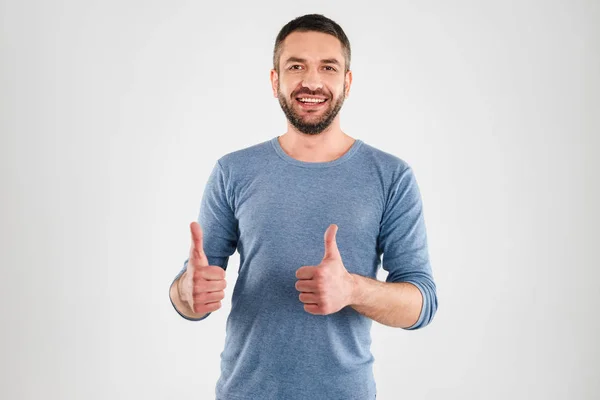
left=289, top=65, right=302, bottom=70
left=324, top=66, right=336, bottom=71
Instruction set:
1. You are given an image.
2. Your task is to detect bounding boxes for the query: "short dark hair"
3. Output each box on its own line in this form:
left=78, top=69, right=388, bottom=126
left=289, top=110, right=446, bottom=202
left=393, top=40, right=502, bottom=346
left=273, top=14, right=351, bottom=74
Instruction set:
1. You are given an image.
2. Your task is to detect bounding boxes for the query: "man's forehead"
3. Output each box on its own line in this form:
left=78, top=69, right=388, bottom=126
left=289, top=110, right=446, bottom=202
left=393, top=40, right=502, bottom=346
left=280, top=31, right=344, bottom=62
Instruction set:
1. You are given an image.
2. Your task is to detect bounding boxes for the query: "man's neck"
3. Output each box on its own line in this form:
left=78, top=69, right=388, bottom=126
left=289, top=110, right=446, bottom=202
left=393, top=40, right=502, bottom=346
left=278, top=126, right=356, bottom=163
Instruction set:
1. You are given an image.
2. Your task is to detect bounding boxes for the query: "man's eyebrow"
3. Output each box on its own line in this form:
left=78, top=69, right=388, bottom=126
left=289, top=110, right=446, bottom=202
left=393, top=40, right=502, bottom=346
left=284, top=57, right=341, bottom=66
left=321, top=58, right=341, bottom=66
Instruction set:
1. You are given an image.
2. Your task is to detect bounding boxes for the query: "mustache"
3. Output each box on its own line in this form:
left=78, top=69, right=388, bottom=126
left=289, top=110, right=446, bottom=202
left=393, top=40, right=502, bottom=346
left=293, top=91, right=329, bottom=98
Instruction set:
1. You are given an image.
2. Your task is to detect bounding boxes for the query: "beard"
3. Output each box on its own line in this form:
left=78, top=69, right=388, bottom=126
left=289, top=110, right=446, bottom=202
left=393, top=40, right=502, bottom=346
left=277, top=81, right=346, bottom=135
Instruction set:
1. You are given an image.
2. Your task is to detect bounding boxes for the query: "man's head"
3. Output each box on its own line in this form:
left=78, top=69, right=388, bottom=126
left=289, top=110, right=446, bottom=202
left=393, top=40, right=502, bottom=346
left=270, top=14, right=352, bottom=135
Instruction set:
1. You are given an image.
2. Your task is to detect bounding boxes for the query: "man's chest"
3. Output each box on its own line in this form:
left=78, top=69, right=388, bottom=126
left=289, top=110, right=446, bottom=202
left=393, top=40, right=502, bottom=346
left=232, top=170, right=385, bottom=273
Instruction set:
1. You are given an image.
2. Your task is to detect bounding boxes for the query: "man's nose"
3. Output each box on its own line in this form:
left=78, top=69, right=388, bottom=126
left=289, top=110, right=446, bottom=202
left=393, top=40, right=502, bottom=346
left=301, top=68, right=323, bottom=91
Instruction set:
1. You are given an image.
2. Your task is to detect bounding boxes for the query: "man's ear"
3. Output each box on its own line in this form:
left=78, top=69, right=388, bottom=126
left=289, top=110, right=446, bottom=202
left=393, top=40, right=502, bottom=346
left=344, top=70, right=353, bottom=98
left=270, top=69, right=278, bottom=98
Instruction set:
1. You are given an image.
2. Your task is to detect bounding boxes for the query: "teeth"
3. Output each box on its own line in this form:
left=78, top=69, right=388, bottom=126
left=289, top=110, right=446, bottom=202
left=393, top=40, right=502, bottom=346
left=298, top=98, right=325, bottom=103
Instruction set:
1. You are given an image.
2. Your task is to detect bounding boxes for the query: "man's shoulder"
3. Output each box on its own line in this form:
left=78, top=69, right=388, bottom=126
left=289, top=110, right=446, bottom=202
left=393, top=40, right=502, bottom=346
left=359, top=140, right=411, bottom=173
left=216, top=138, right=272, bottom=168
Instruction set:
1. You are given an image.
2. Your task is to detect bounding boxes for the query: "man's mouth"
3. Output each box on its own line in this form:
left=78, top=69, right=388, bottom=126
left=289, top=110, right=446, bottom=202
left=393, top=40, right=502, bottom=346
left=295, top=96, right=328, bottom=109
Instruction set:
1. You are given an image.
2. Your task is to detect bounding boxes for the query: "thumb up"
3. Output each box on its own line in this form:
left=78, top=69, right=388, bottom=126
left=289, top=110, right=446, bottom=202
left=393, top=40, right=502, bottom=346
left=295, top=224, right=355, bottom=315
left=178, top=221, right=227, bottom=315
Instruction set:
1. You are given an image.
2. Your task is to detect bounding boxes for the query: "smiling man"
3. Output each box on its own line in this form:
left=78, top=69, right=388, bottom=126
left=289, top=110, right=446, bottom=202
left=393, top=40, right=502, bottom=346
left=169, top=13, right=438, bottom=400
left=274, top=29, right=349, bottom=136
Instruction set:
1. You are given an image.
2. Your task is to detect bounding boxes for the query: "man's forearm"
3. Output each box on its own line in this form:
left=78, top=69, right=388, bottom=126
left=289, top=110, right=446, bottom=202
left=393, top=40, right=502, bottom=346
left=169, top=273, right=209, bottom=320
left=349, top=273, right=423, bottom=328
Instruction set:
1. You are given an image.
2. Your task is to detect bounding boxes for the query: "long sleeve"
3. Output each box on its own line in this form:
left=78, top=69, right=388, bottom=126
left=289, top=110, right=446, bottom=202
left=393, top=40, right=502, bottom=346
left=170, top=159, right=239, bottom=321
left=377, top=165, right=438, bottom=330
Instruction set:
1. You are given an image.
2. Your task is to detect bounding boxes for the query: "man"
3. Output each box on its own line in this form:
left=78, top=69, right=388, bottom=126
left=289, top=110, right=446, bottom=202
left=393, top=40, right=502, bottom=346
left=169, top=13, right=438, bottom=400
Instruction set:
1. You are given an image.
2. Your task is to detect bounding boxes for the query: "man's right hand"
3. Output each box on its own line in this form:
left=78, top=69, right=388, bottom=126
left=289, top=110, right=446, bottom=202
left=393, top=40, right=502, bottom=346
left=178, top=221, right=227, bottom=314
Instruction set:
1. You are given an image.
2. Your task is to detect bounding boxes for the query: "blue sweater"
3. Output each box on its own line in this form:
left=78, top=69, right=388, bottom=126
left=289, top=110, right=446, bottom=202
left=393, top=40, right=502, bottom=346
left=170, top=136, right=438, bottom=400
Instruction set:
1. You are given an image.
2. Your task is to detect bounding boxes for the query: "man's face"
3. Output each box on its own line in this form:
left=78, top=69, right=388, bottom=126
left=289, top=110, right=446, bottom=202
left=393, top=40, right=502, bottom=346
left=271, top=31, right=352, bottom=135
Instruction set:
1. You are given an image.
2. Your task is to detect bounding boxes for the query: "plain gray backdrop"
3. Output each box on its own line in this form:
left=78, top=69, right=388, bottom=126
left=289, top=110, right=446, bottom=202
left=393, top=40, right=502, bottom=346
left=1, top=0, right=598, bottom=399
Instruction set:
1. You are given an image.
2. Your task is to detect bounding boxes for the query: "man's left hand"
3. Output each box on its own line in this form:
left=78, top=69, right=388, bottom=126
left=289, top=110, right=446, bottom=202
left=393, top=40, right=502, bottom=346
left=295, top=224, right=355, bottom=315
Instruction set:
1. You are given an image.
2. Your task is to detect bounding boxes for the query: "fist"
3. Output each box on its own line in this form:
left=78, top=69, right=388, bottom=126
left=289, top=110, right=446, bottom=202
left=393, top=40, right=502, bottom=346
left=179, top=221, right=227, bottom=314
left=295, top=224, right=355, bottom=315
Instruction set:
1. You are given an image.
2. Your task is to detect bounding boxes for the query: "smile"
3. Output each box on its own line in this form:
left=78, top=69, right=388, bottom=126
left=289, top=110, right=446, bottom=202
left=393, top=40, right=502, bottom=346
left=295, top=97, right=328, bottom=108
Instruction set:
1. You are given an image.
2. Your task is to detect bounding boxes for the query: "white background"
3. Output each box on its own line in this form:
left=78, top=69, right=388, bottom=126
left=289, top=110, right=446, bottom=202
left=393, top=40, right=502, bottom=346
left=1, top=1, right=599, bottom=399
